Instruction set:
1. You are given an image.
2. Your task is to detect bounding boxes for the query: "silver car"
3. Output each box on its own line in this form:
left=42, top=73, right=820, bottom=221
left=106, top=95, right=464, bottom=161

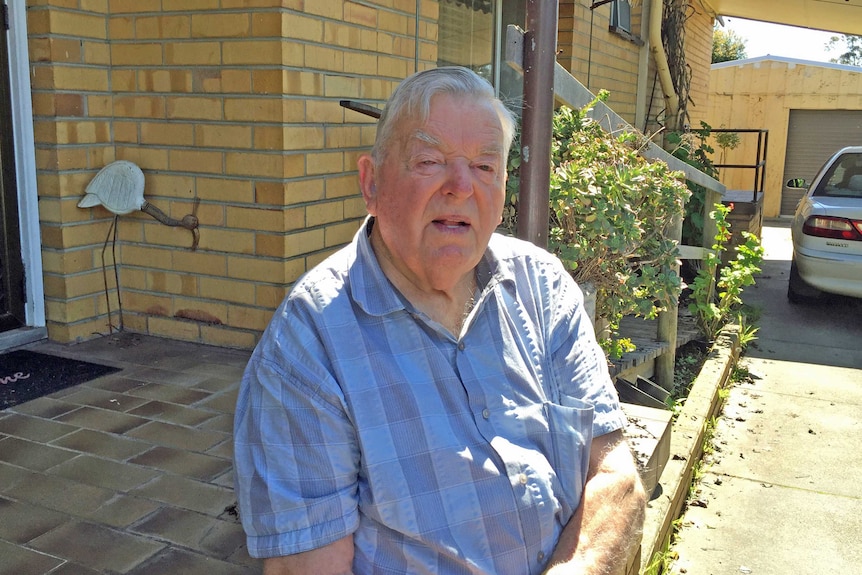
left=786, top=146, right=862, bottom=303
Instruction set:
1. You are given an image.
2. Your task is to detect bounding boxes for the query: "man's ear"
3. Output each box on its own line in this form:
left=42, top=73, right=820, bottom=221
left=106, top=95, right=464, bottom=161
left=497, top=172, right=507, bottom=226
left=358, top=154, right=377, bottom=215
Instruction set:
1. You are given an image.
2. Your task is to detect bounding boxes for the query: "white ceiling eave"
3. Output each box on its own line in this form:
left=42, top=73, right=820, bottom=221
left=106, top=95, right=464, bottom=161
left=710, top=0, right=862, bottom=37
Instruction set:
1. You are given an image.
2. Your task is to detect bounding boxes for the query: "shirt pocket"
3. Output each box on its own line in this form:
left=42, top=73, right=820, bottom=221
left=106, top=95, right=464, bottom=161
left=543, top=395, right=594, bottom=520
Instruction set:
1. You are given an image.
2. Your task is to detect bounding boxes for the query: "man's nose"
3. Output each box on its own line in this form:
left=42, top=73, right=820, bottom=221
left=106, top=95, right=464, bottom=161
left=444, top=160, right=473, bottom=197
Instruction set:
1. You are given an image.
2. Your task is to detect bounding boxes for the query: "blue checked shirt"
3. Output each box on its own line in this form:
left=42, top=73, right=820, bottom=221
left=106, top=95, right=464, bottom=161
left=233, top=218, right=626, bottom=574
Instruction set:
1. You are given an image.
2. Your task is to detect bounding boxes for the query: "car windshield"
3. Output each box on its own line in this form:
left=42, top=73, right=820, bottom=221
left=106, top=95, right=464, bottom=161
left=814, top=152, right=862, bottom=198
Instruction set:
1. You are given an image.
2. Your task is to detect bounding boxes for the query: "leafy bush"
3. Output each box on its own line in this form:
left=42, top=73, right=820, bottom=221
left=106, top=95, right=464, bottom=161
left=505, top=93, right=691, bottom=356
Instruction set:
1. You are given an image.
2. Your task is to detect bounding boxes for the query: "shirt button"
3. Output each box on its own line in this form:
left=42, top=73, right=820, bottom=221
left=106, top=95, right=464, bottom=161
left=482, top=408, right=490, bottom=419
left=457, top=342, right=466, bottom=351
left=518, top=473, right=528, bottom=485
left=537, top=551, right=546, bottom=563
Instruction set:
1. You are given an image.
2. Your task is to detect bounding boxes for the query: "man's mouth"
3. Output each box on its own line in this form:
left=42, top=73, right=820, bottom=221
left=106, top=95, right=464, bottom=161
left=434, top=218, right=470, bottom=229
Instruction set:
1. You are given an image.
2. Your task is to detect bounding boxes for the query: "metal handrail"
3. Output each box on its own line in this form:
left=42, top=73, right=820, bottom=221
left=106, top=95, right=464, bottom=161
left=710, top=128, right=768, bottom=204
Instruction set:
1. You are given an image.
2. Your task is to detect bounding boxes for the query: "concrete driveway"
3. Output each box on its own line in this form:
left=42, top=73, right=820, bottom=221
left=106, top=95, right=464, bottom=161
left=670, top=220, right=862, bottom=574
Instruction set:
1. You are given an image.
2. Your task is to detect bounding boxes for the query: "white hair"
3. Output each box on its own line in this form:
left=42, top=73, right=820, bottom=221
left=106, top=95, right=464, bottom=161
left=371, top=66, right=517, bottom=164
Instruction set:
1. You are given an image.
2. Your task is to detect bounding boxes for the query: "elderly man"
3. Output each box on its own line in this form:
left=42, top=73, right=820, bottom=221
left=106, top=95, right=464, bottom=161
left=234, top=66, right=646, bottom=575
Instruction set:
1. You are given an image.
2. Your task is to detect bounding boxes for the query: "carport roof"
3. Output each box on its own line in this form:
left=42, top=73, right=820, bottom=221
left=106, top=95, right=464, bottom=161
left=708, top=0, right=862, bottom=37
left=710, top=54, right=862, bottom=71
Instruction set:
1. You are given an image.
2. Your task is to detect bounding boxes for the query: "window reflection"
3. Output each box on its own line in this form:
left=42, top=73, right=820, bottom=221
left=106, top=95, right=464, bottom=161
left=436, top=0, right=525, bottom=109
left=437, top=0, right=495, bottom=84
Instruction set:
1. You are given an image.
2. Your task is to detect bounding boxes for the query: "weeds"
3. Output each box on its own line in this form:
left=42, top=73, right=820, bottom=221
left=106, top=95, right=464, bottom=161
left=737, top=315, right=760, bottom=351
left=667, top=341, right=709, bottom=416
left=644, top=544, right=679, bottom=575
left=647, top=414, right=720, bottom=575
left=688, top=203, right=765, bottom=341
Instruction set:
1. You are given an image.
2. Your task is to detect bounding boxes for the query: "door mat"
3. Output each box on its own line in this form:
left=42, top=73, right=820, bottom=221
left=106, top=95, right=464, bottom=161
left=0, top=350, right=121, bottom=410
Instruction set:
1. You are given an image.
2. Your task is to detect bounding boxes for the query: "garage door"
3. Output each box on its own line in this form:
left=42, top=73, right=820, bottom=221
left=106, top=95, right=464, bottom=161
left=782, top=109, right=862, bottom=215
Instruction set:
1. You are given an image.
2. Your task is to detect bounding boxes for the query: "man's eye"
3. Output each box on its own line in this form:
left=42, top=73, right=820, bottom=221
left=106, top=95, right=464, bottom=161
left=477, top=164, right=495, bottom=172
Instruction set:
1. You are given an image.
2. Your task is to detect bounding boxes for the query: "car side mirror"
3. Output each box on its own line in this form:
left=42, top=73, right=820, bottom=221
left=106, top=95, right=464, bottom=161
left=786, top=178, right=808, bottom=189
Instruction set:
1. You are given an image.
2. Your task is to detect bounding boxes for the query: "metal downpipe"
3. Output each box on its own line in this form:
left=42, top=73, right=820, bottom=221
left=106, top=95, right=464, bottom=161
left=517, top=0, right=558, bottom=249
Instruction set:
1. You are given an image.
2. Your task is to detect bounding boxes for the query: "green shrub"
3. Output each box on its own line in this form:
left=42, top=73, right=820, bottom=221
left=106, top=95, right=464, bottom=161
left=505, top=93, right=691, bottom=357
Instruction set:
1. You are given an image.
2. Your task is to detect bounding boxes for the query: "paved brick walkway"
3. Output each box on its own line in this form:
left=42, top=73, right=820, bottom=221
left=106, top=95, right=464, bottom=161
left=0, top=332, right=261, bottom=574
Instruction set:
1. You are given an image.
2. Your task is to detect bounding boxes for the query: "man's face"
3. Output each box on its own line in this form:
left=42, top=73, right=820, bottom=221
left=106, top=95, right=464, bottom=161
left=359, top=94, right=508, bottom=293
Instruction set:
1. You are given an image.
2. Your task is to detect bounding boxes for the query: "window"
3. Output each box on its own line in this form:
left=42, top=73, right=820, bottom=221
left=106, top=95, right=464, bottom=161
left=609, top=0, right=632, bottom=35
left=437, top=0, right=496, bottom=84
left=436, top=0, right=525, bottom=106
left=609, top=0, right=642, bottom=45
left=818, top=153, right=862, bottom=197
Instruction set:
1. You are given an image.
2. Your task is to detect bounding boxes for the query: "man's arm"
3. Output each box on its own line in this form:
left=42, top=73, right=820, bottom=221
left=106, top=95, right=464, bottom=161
left=262, top=535, right=355, bottom=575
left=544, top=429, right=647, bottom=575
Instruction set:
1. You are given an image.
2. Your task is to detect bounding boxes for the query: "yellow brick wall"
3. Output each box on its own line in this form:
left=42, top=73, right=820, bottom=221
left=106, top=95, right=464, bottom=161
left=28, top=0, right=116, bottom=344
left=29, top=0, right=710, bottom=348
left=557, top=0, right=643, bottom=124
left=28, top=0, right=437, bottom=348
left=556, top=1, right=701, bottom=142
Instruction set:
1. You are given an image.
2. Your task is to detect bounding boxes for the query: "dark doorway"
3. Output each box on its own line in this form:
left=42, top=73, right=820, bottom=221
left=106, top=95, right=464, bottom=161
left=0, top=7, right=27, bottom=333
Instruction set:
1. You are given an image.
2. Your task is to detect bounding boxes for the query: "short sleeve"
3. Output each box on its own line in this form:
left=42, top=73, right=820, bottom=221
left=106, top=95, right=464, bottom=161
left=233, top=302, right=361, bottom=558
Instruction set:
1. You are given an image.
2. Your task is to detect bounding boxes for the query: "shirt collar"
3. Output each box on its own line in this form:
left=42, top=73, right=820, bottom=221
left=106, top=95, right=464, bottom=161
left=350, top=217, right=408, bottom=317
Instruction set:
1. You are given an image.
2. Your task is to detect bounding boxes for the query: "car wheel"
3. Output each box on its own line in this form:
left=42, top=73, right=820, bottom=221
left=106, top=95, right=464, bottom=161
left=787, top=259, right=822, bottom=304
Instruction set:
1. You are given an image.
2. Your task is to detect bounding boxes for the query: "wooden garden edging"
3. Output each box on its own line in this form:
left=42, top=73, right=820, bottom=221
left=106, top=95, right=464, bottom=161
left=635, top=324, right=741, bottom=574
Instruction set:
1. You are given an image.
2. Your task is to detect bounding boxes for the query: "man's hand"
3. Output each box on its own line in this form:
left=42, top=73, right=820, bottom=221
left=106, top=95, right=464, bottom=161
left=263, top=535, right=355, bottom=575
left=543, top=429, right=647, bottom=575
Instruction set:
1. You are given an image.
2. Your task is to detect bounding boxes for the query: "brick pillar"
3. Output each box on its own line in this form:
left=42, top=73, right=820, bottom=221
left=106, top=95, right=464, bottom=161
left=28, top=1, right=116, bottom=343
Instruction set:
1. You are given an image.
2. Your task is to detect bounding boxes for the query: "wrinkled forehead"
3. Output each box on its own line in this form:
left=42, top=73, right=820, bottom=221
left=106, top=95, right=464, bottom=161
left=400, top=95, right=507, bottom=153
left=404, top=128, right=507, bottom=160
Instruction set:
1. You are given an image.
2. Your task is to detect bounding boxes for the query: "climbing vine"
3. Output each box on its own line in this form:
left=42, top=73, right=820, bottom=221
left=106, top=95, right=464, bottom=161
left=661, top=0, right=691, bottom=131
